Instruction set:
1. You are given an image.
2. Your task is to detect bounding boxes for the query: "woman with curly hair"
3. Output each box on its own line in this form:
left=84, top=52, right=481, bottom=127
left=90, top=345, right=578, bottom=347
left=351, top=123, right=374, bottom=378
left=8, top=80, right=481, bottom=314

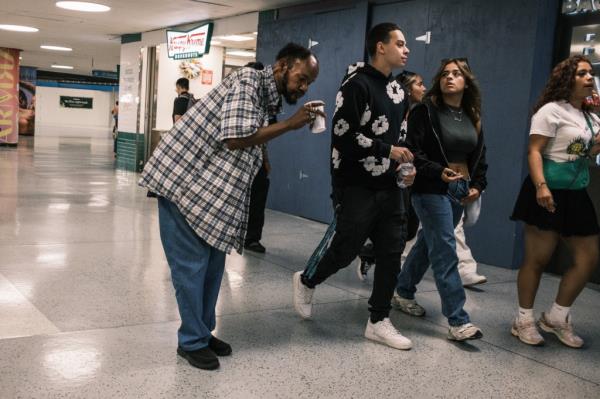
left=393, top=58, right=488, bottom=341
left=511, top=55, right=600, bottom=348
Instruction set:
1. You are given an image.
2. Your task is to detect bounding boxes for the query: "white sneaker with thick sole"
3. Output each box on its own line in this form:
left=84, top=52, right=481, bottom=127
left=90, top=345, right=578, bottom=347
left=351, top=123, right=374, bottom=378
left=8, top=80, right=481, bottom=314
left=391, top=294, right=426, bottom=317
left=447, top=323, right=483, bottom=341
left=293, top=271, right=314, bottom=319
left=460, top=273, right=487, bottom=287
left=364, top=317, right=412, bottom=350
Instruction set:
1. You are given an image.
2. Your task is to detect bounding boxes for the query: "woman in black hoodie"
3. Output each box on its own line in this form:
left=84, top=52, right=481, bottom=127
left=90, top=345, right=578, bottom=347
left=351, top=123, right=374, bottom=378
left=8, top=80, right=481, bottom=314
left=394, top=58, right=488, bottom=341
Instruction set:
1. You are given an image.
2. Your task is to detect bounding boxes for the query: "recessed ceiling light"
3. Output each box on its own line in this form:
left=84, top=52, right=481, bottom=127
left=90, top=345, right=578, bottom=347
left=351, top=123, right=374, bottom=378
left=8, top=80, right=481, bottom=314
left=55, top=1, right=110, bottom=12
left=0, top=24, right=39, bottom=32
left=52, top=65, right=74, bottom=70
left=226, top=50, right=256, bottom=58
left=41, top=45, right=73, bottom=52
left=216, top=35, right=254, bottom=42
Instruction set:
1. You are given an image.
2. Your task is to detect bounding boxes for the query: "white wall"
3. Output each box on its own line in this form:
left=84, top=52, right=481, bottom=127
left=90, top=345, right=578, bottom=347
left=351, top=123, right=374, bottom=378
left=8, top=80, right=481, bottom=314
left=155, top=45, right=224, bottom=131
left=118, top=42, right=143, bottom=134
left=35, top=87, right=114, bottom=138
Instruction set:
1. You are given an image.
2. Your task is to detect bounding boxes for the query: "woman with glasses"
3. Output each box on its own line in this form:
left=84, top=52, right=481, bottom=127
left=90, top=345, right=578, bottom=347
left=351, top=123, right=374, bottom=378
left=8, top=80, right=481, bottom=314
left=510, top=55, right=600, bottom=348
left=393, top=58, right=488, bottom=341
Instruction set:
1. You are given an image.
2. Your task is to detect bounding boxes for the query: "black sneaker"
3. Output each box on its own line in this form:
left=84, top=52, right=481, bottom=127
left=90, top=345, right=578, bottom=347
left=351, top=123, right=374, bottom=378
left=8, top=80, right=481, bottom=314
left=177, top=346, right=219, bottom=370
left=244, top=241, right=266, bottom=253
left=209, top=336, right=232, bottom=356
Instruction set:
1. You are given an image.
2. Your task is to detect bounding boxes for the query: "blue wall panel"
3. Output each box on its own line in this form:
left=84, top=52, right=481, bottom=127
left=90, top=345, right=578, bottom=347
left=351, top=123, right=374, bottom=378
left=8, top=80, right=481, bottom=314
left=257, top=1, right=369, bottom=223
left=257, top=0, right=559, bottom=268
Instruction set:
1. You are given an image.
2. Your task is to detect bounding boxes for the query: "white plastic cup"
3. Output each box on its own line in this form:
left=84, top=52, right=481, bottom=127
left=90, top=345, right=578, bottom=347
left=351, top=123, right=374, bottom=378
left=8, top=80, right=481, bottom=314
left=306, top=100, right=326, bottom=134
left=396, top=162, right=415, bottom=188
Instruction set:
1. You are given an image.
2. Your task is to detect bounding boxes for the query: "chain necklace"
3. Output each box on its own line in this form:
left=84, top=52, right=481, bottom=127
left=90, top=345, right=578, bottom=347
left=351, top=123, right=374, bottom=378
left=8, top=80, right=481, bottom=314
left=447, top=105, right=463, bottom=122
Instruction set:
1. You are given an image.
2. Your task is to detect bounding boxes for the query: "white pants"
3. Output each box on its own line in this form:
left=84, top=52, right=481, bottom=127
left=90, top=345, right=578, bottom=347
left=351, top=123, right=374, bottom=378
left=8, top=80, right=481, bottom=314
left=402, top=213, right=478, bottom=277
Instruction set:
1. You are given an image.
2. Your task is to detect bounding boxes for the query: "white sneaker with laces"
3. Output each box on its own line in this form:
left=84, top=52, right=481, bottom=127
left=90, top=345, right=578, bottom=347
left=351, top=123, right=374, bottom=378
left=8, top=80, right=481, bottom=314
left=447, top=323, right=483, bottom=341
left=364, top=317, right=412, bottom=350
left=460, top=273, right=487, bottom=287
left=293, top=271, right=314, bottom=319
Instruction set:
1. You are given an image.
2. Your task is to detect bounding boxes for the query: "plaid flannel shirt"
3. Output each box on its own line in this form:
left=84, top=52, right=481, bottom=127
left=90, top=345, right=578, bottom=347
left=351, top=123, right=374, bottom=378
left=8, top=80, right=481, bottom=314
left=139, top=65, right=281, bottom=254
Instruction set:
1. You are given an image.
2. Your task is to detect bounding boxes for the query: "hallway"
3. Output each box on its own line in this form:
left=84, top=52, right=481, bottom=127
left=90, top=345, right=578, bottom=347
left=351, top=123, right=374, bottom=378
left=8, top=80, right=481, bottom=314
left=0, top=137, right=599, bottom=398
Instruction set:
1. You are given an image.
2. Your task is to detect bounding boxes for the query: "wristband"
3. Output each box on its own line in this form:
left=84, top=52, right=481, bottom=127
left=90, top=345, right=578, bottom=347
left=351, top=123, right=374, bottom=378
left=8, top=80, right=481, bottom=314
left=535, top=181, right=547, bottom=189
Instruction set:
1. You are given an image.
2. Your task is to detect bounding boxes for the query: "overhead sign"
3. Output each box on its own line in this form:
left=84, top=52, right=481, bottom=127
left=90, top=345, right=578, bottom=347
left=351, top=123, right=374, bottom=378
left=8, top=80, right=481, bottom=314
left=167, top=23, right=213, bottom=60
left=92, top=70, right=119, bottom=80
left=60, top=96, right=93, bottom=109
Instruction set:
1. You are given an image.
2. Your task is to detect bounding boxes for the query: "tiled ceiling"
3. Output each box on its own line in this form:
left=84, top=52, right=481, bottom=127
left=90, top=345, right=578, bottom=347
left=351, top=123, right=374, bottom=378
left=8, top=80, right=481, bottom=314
left=0, top=0, right=313, bottom=75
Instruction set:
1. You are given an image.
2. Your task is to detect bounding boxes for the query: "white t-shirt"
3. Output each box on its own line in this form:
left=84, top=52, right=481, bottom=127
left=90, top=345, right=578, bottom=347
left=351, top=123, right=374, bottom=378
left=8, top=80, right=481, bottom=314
left=530, top=100, right=600, bottom=162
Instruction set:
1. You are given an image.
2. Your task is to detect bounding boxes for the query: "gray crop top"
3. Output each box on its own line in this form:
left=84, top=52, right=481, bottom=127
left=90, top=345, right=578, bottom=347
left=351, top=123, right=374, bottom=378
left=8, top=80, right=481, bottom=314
left=438, top=106, right=478, bottom=163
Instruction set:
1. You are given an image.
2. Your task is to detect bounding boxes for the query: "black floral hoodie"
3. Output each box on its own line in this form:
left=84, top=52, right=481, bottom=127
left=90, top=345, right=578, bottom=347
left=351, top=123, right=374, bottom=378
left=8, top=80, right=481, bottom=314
left=331, top=62, right=409, bottom=190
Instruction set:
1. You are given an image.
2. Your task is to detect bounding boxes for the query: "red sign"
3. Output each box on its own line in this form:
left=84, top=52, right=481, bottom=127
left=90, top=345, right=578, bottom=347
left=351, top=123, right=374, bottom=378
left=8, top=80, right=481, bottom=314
left=201, top=69, right=213, bottom=85
left=0, top=48, right=20, bottom=144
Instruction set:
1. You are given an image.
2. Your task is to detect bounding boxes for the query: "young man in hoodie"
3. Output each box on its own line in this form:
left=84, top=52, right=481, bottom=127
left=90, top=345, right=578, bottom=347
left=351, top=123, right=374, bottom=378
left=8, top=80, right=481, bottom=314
left=293, top=23, right=416, bottom=350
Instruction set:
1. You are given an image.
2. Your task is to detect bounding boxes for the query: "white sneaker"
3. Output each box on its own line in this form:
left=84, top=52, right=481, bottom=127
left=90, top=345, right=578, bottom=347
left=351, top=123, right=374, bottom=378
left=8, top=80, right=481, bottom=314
left=391, top=294, right=426, bottom=317
left=447, top=323, right=483, bottom=341
left=461, top=273, right=487, bottom=287
left=364, top=317, right=412, bottom=350
left=293, top=271, right=314, bottom=319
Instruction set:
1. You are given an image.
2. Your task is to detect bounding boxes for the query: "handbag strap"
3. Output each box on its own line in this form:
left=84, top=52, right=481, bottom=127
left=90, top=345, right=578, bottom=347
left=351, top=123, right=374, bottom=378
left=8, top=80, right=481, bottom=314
left=583, top=111, right=597, bottom=152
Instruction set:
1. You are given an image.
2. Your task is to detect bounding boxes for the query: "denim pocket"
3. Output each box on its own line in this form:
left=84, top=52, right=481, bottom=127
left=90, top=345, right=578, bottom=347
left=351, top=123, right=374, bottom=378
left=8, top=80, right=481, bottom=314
left=447, top=179, right=469, bottom=204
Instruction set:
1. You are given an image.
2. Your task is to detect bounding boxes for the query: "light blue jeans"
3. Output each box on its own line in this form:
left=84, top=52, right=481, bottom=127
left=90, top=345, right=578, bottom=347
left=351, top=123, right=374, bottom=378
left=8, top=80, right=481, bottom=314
left=158, top=197, right=226, bottom=350
left=396, top=180, right=471, bottom=326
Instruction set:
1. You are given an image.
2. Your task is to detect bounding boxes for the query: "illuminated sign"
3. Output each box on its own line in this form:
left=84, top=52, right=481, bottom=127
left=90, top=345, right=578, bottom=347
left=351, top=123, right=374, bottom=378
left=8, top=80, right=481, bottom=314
left=167, top=23, right=213, bottom=60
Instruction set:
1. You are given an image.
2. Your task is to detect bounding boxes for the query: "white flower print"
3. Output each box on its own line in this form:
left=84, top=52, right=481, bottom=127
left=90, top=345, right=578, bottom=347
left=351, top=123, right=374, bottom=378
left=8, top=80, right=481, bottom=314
left=356, top=134, right=373, bottom=148
left=399, top=119, right=408, bottom=142
left=332, top=148, right=341, bottom=169
left=346, top=62, right=365, bottom=76
left=334, top=119, right=350, bottom=136
left=360, top=104, right=371, bottom=126
left=334, top=91, right=344, bottom=114
left=360, top=156, right=390, bottom=176
left=371, top=115, right=389, bottom=136
left=386, top=81, right=405, bottom=104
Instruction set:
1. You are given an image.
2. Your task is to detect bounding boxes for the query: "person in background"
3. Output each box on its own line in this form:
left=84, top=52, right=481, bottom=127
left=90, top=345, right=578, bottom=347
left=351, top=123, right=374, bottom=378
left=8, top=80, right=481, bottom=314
left=173, top=78, right=195, bottom=123
left=243, top=61, right=274, bottom=254
left=394, top=58, right=488, bottom=341
left=139, top=43, right=322, bottom=370
left=510, top=55, right=600, bottom=348
left=112, top=100, right=118, bottom=158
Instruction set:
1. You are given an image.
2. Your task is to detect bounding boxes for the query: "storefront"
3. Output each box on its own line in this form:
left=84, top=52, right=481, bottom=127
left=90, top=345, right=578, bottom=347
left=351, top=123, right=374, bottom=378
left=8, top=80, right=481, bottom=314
left=116, top=12, right=257, bottom=172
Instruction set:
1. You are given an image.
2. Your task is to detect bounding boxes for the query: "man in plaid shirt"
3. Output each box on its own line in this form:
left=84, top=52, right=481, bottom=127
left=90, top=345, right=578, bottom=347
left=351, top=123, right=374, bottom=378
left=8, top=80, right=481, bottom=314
left=139, top=43, right=321, bottom=370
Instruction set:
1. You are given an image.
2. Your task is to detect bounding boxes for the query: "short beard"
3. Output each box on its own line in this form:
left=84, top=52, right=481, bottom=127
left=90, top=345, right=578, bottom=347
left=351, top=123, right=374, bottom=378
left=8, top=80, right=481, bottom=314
left=280, top=70, right=297, bottom=105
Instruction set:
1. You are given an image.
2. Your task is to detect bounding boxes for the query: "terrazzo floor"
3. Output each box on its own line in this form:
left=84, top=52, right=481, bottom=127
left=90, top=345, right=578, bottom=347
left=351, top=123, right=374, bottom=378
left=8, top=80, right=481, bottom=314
left=1, top=136, right=599, bottom=398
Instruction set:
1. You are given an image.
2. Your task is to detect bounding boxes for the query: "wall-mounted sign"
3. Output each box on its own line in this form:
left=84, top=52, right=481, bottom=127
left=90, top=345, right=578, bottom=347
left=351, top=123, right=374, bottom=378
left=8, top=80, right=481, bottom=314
left=201, top=69, right=213, bottom=85
left=0, top=48, right=20, bottom=145
left=60, top=96, right=93, bottom=109
left=92, top=69, right=119, bottom=80
left=167, top=23, right=213, bottom=60
left=179, top=59, right=203, bottom=79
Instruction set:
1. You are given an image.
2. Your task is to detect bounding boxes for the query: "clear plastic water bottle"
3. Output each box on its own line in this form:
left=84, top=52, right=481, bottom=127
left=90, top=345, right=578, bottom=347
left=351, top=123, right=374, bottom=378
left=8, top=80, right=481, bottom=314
left=396, top=162, right=415, bottom=188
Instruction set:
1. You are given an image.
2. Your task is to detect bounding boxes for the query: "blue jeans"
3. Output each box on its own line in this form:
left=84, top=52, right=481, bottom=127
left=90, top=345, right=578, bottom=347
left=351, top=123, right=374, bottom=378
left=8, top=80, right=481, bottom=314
left=396, top=180, right=470, bottom=326
left=158, top=197, right=226, bottom=350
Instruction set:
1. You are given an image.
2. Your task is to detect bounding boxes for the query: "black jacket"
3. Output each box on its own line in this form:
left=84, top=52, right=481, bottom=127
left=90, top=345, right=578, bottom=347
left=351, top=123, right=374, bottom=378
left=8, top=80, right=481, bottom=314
left=406, top=100, right=488, bottom=194
left=330, top=62, right=409, bottom=190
